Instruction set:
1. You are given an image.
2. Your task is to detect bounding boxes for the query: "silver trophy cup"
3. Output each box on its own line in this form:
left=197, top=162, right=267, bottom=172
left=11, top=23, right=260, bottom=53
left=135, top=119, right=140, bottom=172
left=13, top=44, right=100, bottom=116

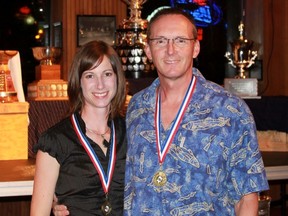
left=32, top=47, right=61, bottom=65
left=115, top=0, right=155, bottom=79
left=121, top=0, right=148, bottom=29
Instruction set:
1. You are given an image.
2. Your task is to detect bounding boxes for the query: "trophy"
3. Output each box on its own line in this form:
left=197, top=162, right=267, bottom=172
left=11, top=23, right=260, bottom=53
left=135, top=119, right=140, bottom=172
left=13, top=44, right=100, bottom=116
left=224, top=22, right=258, bottom=97
left=121, top=0, right=148, bottom=29
left=225, top=22, right=257, bottom=79
left=32, top=46, right=61, bottom=80
left=27, top=47, right=68, bottom=100
left=115, top=0, right=155, bottom=79
left=32, top=46, right=61, bottom=65
left=0, top=50, right=18, bottom=103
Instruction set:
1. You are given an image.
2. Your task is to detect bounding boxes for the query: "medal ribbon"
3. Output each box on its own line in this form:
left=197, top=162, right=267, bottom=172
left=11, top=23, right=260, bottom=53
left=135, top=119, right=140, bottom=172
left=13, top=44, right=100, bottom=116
left=71, top=114, right=116, bottom=193
left=155, top=76, right=196, bottom=164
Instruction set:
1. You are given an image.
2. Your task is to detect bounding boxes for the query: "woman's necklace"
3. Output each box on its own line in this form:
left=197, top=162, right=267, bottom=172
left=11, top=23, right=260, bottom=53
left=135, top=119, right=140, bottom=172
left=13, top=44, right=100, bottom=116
left=86, top=127, right=110, bottom=147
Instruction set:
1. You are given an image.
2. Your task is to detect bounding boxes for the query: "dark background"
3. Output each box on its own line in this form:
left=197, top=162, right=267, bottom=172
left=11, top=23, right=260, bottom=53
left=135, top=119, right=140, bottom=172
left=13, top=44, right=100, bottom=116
left=0, top=0, right=50, bottom=94
left=0, top=0, right=244, bottom=93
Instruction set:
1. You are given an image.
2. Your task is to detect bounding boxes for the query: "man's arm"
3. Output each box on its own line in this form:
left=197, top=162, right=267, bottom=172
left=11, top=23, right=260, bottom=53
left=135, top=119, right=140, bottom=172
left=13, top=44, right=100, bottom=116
left=235, top=192, right=258, bottom=216
left=52, top=194, right=70, bottom=216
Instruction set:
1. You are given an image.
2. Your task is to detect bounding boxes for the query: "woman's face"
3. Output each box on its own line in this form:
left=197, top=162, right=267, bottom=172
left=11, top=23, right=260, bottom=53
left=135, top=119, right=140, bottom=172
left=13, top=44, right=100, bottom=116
left=80, top=55, right=117, bottom=110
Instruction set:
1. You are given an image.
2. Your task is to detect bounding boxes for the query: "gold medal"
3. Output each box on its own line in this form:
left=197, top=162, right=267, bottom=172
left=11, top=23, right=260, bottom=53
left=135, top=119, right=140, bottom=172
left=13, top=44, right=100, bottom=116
left=153, top=171, right=167, bottom=187
left=101, top=200, right=112, bottom=215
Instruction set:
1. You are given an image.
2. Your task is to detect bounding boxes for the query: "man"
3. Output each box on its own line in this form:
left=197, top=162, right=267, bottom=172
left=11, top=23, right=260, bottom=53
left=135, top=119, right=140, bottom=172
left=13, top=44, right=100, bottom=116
left=123, top=8, right=268, bottom=215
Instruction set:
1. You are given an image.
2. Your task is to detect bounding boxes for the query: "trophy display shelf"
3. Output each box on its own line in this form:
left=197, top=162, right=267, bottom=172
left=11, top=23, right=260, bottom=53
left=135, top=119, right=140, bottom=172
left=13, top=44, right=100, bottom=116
left=0, top=102, right=29, bottom=160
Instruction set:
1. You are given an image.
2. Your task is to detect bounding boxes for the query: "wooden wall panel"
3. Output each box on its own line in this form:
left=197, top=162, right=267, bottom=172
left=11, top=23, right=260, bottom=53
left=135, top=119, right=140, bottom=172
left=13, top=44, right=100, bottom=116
left=263, top=0, right=288, bottom=95
left=51, top=0, right=127, bottom=80
left=50, top=0, right=288, bottom=96
left=245, top=0, right=265, bottom=94
left=0, top=197, right=31, bottom=216
left=241, top=0, right=288, bottom=96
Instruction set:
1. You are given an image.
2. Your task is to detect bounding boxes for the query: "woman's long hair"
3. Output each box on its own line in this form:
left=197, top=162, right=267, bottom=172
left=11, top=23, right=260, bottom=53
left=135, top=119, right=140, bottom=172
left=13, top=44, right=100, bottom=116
left=67, top=40, right=126, bottom=119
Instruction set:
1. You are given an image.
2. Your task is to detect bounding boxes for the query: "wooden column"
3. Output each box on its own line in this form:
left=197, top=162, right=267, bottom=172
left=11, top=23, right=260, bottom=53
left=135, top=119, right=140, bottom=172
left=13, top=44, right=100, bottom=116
left=262, top=0, right=288, bottom=95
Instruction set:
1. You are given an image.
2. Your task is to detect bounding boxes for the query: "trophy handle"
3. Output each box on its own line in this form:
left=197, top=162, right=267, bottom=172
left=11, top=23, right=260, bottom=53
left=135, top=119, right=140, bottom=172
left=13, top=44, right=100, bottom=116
left=225, top=52, right=236, bottom=68
left=246, top=51, right=258, bottom=68
left=122, top=0, right=147, bottom=6
left=122, top=0, right=130, bottom=5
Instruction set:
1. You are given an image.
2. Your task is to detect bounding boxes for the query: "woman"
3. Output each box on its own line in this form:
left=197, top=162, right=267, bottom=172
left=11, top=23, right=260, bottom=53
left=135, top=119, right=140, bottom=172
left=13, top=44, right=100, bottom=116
left=30, top=40, right=127, bottom=216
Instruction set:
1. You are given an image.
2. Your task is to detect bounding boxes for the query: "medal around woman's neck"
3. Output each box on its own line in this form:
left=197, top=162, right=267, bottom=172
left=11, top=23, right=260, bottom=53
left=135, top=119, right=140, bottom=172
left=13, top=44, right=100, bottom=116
left=71, top=114, right=116, bottom=214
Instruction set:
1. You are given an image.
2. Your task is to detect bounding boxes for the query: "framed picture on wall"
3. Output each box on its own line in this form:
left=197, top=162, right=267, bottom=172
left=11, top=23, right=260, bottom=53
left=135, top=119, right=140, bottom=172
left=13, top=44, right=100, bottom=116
left=77, top=15, right=116, bottom=47
left=53, top=22, right=62, bottom=48
left=43, top=24, right=50, bottom=46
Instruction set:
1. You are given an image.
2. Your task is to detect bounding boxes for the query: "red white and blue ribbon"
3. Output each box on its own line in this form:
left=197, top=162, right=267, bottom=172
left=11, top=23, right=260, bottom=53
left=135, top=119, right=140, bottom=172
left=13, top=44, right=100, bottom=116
left=154, top=76, right=196, bottom=164
left=71, top=114, right=116, bottom=193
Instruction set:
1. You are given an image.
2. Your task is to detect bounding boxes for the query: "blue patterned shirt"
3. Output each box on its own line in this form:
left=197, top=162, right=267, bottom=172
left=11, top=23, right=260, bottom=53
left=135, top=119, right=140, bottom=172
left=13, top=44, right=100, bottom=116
left=124, top=68, right=269, bottom=216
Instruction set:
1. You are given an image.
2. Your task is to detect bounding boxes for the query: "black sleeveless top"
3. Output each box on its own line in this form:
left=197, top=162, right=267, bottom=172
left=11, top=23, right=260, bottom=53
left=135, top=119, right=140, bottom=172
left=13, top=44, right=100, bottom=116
left=34, top=112, right=127, bottom=216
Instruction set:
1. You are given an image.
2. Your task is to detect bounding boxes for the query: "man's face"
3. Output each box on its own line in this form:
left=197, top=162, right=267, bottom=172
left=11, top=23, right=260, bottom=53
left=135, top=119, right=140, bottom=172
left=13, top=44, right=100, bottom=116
left=145, top=14, right=200, bottom=80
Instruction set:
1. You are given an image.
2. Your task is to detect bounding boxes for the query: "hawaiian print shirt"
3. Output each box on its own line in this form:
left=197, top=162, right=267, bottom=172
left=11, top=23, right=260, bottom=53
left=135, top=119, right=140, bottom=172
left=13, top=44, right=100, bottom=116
left=124, top=68, right=269, bottom=216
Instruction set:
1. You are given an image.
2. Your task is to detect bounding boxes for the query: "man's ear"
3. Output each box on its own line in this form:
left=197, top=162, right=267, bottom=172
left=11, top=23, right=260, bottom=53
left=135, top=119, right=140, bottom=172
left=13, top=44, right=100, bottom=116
left=144, top=44, right=152, bottom=61
left=193, top=40, right=200, bottom=58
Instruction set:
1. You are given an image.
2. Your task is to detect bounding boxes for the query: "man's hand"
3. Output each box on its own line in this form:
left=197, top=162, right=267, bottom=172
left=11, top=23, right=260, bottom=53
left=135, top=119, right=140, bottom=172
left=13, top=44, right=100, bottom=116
left=52, top=194, right=70, bottom=216
left=235, top=192, right=258, bottom=216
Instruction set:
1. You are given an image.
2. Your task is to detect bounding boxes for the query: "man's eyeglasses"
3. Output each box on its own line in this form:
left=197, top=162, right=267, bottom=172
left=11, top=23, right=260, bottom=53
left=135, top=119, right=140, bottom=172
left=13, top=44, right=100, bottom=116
left=149, top=37, right=196, bottom=48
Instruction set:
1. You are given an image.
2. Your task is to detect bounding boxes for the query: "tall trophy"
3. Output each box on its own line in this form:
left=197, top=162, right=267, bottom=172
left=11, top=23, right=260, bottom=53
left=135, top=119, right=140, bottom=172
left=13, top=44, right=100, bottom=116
left=122, top=0, right=148, bottom=29
left=224, top=22, right=258, bottom=97
left=0, top=50, right=18, bottom=103
left=225, top=22, right=257, bottom=79
left=27, top=47, right=68, bottom=100
left=115, top=0, right=155, bottom=79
